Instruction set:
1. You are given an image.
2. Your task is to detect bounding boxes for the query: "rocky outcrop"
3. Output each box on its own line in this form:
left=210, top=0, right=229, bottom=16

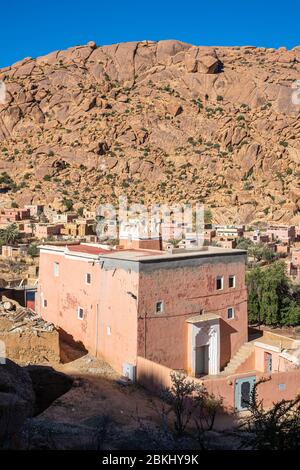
left=0, top=359, right=34, bottom=446
left=0, top=360, right=73, bottom=448
left=0, top=40, right=299, bottom=224
left=25, top=365, right=73, bottom=415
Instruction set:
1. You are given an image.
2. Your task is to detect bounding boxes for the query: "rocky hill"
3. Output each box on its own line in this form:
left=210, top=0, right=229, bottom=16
left=0, top=40, right=299, bottom=224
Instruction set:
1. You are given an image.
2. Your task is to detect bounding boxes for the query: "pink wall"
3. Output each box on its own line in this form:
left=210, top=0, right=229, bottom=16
left=97, top=267, right=139, bottom=373
left=38, top=248, right=247, bottom=375
left=38, top=251, right=100, bottom=353
left=137, top=259, right=247, bottom=370
left=137, top=356, right=300, bottom=410
left=38, top=250, right=139, bottom=373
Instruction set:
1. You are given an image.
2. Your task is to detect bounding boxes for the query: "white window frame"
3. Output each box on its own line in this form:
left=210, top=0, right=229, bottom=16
left=229, top=275, right=236, bottom=288
left=227, top=307, right=235, bottom=320
left=155, top=301, right=164, bottom=314
left=53, top=262, right=59, bottom=277
left=77, top=306, right=84, bottom=320
left=86, top=272, right=92, bottom=285
left=216, top=276, right=224, bottom=290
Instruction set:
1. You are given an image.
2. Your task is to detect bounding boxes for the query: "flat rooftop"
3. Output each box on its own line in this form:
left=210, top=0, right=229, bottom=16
left=40, top=243, right=247, bottom=262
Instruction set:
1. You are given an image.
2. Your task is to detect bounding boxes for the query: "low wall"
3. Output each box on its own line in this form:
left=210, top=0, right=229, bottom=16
left=0, top=318, right=60, bottom=364
left=137, top=356, right=300, bottom=410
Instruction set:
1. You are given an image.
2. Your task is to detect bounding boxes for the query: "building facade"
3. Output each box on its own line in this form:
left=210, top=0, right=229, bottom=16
left=37, top=244, right=247, bottom=376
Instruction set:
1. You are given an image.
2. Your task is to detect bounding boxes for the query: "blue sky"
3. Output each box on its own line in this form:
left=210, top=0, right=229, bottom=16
left=1, top=0, right=299, bottom=68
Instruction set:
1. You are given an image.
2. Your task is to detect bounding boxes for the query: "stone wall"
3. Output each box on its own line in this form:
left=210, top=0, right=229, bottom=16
left=0, top=317, right=60, bottom=365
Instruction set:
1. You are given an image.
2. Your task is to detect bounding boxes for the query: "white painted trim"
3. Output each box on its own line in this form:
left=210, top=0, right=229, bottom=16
left=190, top=319, right=220, bottom=376
left=77, top=306, right=84, bottom=320
left=280, top=350, right=300, bottom=365
left=227, top=306, right=235, bottom=320
left=229, top=275, right=236, bottom=288
left=155, top=300, right=164, bottom=314
left=39, top=248, right=65, bottom=256
left=216, top=276, right=224, bottom=290
left=254, top=341, right=281, bottom=353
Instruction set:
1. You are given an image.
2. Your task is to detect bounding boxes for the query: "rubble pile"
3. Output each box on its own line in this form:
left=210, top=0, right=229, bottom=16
left=0, top=301, right=55, bottom=333
left=0, top=298, right=60, bottom=364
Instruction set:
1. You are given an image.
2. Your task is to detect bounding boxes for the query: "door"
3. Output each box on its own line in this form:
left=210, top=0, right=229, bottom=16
left=195, top=345, right=209, bottom=376
left=235, top=376, right=256, bottom=411
left=264, top=352, right=272, bottom=373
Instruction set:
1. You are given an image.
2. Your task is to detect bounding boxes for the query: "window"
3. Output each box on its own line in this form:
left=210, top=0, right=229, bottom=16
left=216, top=276, right=223, bottom=290
left=227, top=307, right=234, bottom=319
left=229, top=275, right=236, bottom=288
left=53, top=262, right=59, bottom=277
left=156, top=301, right=164, bottom=313
left=77, top=307, right=84, bottom=320
left=86, top=273, right=92, bottom=284
left=107, top=326, right=111, bottom=336
left=43, top=299, right=48, bottom=308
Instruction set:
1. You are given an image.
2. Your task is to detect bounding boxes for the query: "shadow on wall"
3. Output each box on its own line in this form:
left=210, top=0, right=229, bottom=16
left=58, top=328, right=88, bottom=364
left=219, top=319, right=237, bottom=370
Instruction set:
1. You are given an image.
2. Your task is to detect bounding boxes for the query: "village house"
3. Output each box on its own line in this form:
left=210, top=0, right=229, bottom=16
left=243, top=230, right=270, bottom=244
left=34, top=223, right=63, bottom=240
left=24, top=204, right=44, bottom=218
left=52, top=212, right=77, bottom=224
left=217, top=239, right=237, bottom=249
left=1, top=244, right=29, bottom=258
left=275, top=244, right=290, bottom=255
left=36, top=241, right=300, bottom=410
left=37, top=243, right=248, bottom=376
left=214, top=225, right=244, bottom=239
left=0, top=208, right=30, bottom=224
left=267, top=225, right=296, bottom=244
left=288, top=249, right=300, bottom=283
left=60, top=219, right=95, bottom=238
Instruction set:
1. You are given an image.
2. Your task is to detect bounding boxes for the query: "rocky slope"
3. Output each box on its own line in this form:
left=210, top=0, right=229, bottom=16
left=0, top=40, right=299, bottom=224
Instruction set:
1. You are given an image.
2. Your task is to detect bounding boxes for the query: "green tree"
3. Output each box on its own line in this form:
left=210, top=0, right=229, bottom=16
left=246, top=267, right=263, bottom=324
left=28, top=243, right=39, bottom=258
left=0, top=224, right=19, bottom=245
left=246, top=262, right=299, bottom=326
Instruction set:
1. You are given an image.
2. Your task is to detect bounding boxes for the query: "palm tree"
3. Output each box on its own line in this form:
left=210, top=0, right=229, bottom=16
left=0, top=223, right=19, bottom=245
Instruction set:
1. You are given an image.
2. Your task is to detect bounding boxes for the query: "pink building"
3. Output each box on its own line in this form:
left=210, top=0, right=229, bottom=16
left=37, top=242, right=300, bottom=410
left=267, top=225, right=296, bottom=244
left=24, top=204, right=44, bottom=217
left=288, top=249, right=300, bottom=282
left=37, top=244, right=248, bottom=377
left=35, top=223, right=63, bottom=239
left=243, top=230, right=269, bottom=244
left=0, top=208, right=30, bottom=224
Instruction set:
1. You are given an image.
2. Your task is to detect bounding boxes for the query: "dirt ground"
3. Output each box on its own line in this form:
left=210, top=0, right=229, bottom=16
left=43, top=346, right=163, bottom=430
left=37, top=341, right=238, bottom=446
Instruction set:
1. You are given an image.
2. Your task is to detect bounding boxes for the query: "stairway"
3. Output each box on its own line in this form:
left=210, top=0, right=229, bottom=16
left=221, top=342, right=254, bottom=375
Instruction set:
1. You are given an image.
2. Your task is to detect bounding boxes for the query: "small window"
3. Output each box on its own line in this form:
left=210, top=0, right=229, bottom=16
left=227, top=307, right=234, bottom=319
left=216, top=276, right=223, bottom=290
left=43, top=299, right=48, bottom=308
left=86, top=273, right=92, bottom=284
left=156, top=301, right=164, bottom=313
left=229, top=275, right=236, bottom=288
left=53, top=262, right=59, bottom=277
left=78, top=307, right=84, bottom=320
left=107, top=326, right=111, bottom=336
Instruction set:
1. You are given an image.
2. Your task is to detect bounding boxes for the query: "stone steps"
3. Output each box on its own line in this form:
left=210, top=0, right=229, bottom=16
left=221, top=342, right=254, bottom=375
